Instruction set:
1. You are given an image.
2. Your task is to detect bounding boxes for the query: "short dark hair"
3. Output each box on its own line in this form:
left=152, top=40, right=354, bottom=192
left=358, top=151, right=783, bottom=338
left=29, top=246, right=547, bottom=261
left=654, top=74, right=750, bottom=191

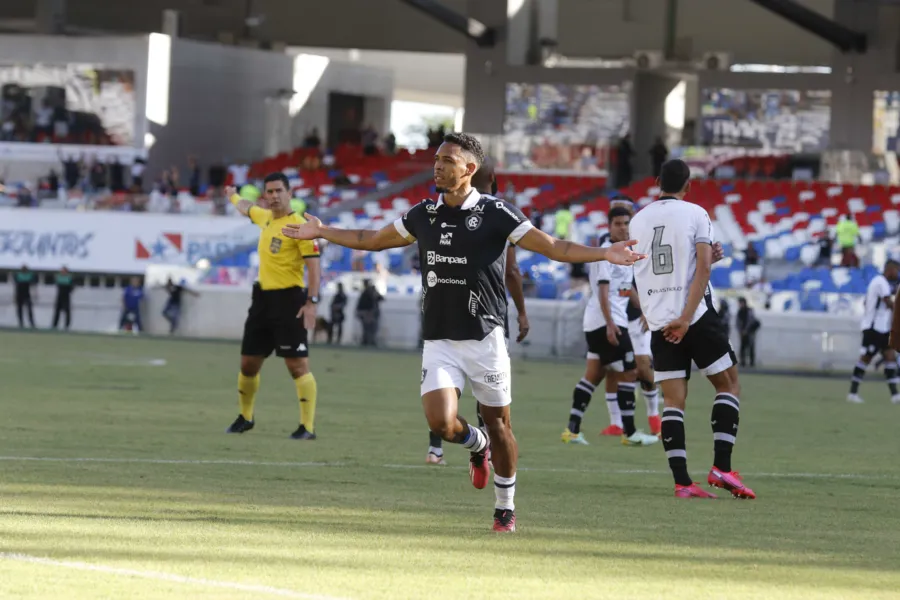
left=471, top=156, right=496, bottom=195
left=608, top=205, right=632, bottom=222
left=263, top=172, right=290, bottom=190
left=659, top=159, right=691, bottom=194
left=443, top=132, right=484, bottom=167
left=886, top=259, right=900, bottom=269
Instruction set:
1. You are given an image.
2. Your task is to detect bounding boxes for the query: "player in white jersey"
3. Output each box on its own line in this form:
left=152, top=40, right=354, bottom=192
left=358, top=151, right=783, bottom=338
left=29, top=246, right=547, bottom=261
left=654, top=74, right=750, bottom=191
left=630, top=159, right=755, bottom=500
left=562, top=205, right=659, bottom=447
left=847, top=260, right=900, bottom=404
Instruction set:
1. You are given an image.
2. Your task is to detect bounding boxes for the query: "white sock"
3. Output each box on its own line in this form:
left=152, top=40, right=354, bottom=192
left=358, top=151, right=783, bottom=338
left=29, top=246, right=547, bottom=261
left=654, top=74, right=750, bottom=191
left=428, top=446, right=443, bottom=457
left=461, top=424, right=488, bottom=453
left=644, top=388, right=660, bottom=417
left=494, top=473, right=516, bottom=510
left=605, top=393, right=622, bottom=427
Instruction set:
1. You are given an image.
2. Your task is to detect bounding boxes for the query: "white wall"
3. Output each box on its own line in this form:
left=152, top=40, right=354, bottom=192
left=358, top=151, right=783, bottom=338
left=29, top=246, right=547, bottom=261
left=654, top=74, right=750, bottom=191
left=0, top=284, right=867, bottom=370
left=288, top=59, right=394, bottom=145
left=153, top=38, right=294, bottom=178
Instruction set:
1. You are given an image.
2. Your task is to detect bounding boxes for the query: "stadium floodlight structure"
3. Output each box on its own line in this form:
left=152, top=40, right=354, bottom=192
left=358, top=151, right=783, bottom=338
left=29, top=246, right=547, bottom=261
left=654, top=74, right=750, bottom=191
left=747, top=0, right=867, bottom=53
left=398, top=0, right=496, bottom=47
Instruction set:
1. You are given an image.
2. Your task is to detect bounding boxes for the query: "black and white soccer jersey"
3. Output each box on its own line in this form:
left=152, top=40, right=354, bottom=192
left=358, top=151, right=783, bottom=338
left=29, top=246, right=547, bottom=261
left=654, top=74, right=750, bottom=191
left=630, top=197, right=716, bottom=332
left=598, top=232, right=642, bottom=323
left=394, top=188, right=533, bottom=341
left=630, top=197, right=734, bottom=381
left=861, top=274, right=894, bottom=334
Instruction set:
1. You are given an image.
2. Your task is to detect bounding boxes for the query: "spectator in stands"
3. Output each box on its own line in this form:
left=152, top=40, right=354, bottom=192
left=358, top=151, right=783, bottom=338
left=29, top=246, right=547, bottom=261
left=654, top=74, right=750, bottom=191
left=745, top=243, right=760, bottom=267
left=188, top=156, right=202, bottom=197
left=52, top=267, right=74, bottom=330
left=328, top=282, right=347, bottom=345
left=356, top=278, right=383, bottom=347
left=120, top=277, right=145, bottom=333
left=836, top=214, right=860, bottom=268
left=109, top=158, right=125, bottom=192
left=817, top=232, right=833, bottom=267
left=362, top=125, right=378, bottom=156
left=131, top=158, right=146, bottom=191
left=90, top=159, right=108, bottom=192
left=208, top=161, right=226, bottom=198
left=16, top=185, right=35, bottom=207
left=615, top=134, right=634, bottom=188
left=554, top=203, right=574, bottom=240
left=649, top=136, right=668, bottom=178
left=384, top=132, right=397, bottom=155
left=303, top=128, right=322, bottom=149
left=13, top=265, right=36, bottom=328
left=736, top=297, right=761, bottom=368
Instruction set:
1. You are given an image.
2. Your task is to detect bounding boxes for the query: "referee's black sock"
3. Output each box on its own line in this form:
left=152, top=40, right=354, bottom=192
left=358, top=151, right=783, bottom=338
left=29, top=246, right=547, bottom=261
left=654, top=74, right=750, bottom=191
left=617, top=381, right=637, bottom=436
left=849, top=361, right=866, bottom=394
left=568, top=378, right=595, bottom=434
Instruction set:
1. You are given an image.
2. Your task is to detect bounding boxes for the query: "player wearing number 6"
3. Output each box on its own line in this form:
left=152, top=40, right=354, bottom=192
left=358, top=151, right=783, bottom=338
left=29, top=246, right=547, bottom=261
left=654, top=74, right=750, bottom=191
left=630, top=159, right=755, bottom=500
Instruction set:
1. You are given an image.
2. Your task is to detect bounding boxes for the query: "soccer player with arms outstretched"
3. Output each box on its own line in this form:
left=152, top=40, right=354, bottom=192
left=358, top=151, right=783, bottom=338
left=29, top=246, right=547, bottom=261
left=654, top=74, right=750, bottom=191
left=630, top=159, right=755, bottom=499
left=224, top=173, right=321, bottom=440
left=281, top=133, right=644, bottom=531
left=425, top=156, right=531, bottom=465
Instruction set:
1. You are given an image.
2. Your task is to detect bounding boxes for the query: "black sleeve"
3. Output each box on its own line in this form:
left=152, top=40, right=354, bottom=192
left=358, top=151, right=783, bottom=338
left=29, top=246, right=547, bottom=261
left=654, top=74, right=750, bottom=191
left=492, top=200, right=532, bottom=244
left=397, top=201, right=430, bottom=241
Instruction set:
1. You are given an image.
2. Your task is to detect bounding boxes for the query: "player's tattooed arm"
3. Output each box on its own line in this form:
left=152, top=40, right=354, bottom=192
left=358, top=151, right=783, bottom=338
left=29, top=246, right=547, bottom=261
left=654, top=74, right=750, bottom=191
left=516, top=228, right=645, bottom=265
left=282, top=215, right=412, bottom=251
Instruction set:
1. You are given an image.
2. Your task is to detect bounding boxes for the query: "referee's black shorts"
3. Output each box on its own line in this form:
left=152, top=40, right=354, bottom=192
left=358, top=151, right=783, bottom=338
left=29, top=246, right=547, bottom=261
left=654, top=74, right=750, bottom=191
left=241, top=284, right=309, bottom=358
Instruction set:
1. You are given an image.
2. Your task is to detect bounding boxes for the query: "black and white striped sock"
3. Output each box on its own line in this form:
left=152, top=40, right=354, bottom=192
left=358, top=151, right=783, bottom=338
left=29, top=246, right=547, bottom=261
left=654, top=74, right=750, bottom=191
left=568, top=378, right=596, bottom=434
left=617, top=381, right=637, bottom=436
left=849, top=361, right=866, bottom=394
left=662, top=407, right=691, bottom=486
left=711, top=393, right=740, bottom=473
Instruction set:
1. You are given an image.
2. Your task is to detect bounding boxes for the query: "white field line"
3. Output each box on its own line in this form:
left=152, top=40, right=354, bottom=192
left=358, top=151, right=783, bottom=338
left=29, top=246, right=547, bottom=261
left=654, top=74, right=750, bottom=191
left=0, top=455, right=893, bottom=481
left=0, top=553, right=349, bottom=600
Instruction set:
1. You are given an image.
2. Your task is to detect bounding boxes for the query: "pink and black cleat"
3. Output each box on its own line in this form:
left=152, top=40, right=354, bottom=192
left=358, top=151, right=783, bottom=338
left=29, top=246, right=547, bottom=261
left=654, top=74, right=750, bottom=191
left=707, top=467, right=756, bottom=499
left=675, top=483, right=718, bottom=499
left=492, top=509, right=516, bottom=532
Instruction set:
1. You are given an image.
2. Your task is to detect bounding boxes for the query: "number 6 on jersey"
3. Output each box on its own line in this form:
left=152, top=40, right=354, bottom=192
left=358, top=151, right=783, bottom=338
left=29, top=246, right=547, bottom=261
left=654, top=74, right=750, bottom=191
left=651, top=226, right=674, bottom=275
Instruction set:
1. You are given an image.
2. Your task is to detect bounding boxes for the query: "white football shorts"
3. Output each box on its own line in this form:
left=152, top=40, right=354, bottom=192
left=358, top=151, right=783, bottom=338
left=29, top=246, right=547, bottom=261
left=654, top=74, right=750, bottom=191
left=628, top=318, right=652, bottom=357
left=420, top=326, right=512, bottom=407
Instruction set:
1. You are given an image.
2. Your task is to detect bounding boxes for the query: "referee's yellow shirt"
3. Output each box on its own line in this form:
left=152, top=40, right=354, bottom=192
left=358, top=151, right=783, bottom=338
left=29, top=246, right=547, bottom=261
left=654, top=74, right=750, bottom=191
left=249, top=206, right=320, bottom=290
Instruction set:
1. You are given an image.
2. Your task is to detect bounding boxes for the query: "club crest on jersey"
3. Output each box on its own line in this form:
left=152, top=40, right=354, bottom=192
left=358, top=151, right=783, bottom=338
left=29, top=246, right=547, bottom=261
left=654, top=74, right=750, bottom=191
left=465, top=214, right=482, bottom=231
left=269, top=238, right=282, bottom=254
left=440, top=232, right=453, bottom=246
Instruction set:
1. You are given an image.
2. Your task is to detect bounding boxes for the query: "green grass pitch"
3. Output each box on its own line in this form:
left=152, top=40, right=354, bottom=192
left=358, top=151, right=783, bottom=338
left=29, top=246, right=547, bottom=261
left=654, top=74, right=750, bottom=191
left=0, top=330, right=898, bottom=599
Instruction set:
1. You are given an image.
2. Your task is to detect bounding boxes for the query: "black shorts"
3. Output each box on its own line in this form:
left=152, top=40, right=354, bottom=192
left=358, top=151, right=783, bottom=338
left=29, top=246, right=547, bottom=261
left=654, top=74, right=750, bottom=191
left=651, top=310, right=736, bottom=382
left=241, top=284, right=309, bottom=358
left=585, top=325, right=636, bottom=372
left=861, top=329, right=890, bottom=356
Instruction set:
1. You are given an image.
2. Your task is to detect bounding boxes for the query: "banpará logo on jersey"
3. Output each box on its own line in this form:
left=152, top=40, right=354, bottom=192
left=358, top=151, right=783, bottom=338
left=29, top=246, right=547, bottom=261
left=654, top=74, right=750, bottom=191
left=427, top=251, right=467, bottom=266
left=465, top=214, right=482, bottom=231
left=484, top=371, right=507, bottom=384
left=440, top=232, right=453, bottom=246
left=427, top=271, right=466, bottom=287
left=647, top=286, right=683, bottom=296
left=468, top=290, right=480, bottom=316
left=495, top=201, right=520, bottom=223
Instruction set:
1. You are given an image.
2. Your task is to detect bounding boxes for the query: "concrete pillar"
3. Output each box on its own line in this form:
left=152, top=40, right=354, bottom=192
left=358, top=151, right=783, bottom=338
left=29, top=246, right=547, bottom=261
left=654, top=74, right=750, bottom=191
left=463, top=0, right=507, bottom=134
left=35, top=0, right=66, bottom=35
left=632, top=72, right=680, bottom=176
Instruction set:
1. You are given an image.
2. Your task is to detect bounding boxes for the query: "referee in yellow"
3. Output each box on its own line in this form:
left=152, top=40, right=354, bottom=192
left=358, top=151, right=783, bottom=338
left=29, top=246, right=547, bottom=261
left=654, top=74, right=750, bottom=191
left=225, top=173, right=321, bottom=440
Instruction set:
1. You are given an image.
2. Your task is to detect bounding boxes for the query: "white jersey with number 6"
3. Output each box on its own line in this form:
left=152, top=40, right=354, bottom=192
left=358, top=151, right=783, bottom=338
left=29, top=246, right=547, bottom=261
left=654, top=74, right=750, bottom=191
left=630, top=198, right=715, bottom=332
